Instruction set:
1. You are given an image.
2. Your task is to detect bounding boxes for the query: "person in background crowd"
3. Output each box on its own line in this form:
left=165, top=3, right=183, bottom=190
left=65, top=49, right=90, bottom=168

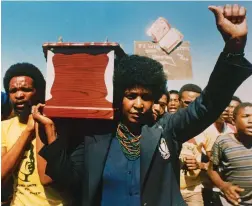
left=226, top=96, right=242, bottom=125
left=27, top=4, right=251, bottom=206
left=1, top=63, right=71, bottom=206
left=205, top=110, right=236, bottom=158
left=152, top=91, right=169, bottom=121
left=208, top=102, right=252, bottom=206
left=178, top=84, right=206, bottom=206
left=167, top=90, right=180, bottom=114
left=200, top=109, right=236, bottom=206
left=179, top=84, right=202, bottom=108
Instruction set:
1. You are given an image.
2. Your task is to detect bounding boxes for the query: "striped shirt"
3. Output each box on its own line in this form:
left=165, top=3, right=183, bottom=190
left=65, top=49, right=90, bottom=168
left=212, top=134, right=252, bottom=205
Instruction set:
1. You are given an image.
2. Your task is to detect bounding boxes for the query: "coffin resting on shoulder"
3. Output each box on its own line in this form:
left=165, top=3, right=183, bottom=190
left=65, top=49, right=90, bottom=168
left=42, top=42, right=126, bottom=119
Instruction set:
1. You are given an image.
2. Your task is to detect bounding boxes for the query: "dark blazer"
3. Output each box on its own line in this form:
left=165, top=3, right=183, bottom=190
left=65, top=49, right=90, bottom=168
left=40, top=53, right=252, bottom=206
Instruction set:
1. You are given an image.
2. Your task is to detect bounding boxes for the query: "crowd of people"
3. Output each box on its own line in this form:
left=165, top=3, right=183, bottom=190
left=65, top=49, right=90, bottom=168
left=153, top=85, right=252, bottom=206
left=1, top=4, right=252, bottom=206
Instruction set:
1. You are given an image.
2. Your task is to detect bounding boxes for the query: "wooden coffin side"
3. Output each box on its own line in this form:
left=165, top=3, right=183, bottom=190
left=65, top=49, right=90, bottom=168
left=44, top=48, right=115, bottom=119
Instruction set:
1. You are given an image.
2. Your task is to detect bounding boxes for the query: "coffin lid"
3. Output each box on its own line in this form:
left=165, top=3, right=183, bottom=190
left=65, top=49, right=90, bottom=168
left=42, top=42, right=126, bottom=59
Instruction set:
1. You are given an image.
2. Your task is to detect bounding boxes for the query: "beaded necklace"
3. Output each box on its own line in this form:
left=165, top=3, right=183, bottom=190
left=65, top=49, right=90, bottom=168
left=116, top=123, right=141, bottom=161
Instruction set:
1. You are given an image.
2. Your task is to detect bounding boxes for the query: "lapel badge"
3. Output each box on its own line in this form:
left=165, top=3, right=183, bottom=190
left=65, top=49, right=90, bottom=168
left=159, top=137, right=170, bottom=160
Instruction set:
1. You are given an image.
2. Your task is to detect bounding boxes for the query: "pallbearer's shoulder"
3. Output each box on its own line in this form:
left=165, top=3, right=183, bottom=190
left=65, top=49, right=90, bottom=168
left=1, top=116, right=18, bottom=127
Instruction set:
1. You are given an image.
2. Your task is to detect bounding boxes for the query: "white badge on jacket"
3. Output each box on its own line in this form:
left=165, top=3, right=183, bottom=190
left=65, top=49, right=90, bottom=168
left=159, top=137, right=170, bottom=160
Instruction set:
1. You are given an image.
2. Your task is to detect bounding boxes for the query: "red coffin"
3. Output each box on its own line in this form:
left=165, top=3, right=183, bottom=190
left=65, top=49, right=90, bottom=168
left=42, top=42, right=126, bottom=119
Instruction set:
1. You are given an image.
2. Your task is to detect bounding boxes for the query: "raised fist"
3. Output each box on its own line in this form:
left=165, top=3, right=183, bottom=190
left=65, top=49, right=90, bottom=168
left=209, top=4, right=247, bottom=52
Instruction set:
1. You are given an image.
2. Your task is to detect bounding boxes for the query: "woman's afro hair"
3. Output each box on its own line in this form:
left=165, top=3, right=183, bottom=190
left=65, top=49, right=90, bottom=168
left=113, top=55, right=167, bottom=106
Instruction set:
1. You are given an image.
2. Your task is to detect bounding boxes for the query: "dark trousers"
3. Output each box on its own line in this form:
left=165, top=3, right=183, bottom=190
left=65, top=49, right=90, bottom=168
left=202, top=188, right=222, bottom=206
